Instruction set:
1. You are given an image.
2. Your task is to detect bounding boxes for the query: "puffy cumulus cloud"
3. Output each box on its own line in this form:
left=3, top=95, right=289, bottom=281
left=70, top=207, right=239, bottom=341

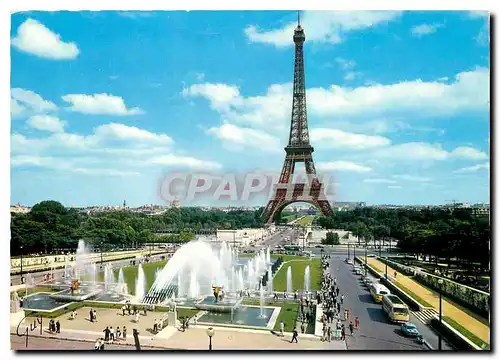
left=411, top=23, right=443, bottom=37
left=368, top=142, right=488, bottom=162
left=207, top=123, right=281, bottom=152
left=244, top=11, right=401, bottom=47
left=316, top=161, right=372, bottom=173
left=148, top=154, right=222, bottom=171
left=61, top=93, right=144, bottom=115
left=11, top=122, right=220, bottom=175
left=450, top=146, right=488, bottom=160
left=310, top=128, right=391, bottom=150
left=27, top=115, right=65, bottom=133
left=11, top=88, right=57, bottom=115
left=11, top=18, right=79, bottom=60
left=184, top=82, right=292, bottom=132
left=307, top=67, right=489, bottom=118
left=93, top=123, right=173, bottom=145
left=453, top=162, right=490, bottom=173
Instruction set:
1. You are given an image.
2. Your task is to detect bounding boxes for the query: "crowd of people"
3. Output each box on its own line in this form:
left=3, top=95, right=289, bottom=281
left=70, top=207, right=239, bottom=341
left=318, top=254, right=358, bottom=342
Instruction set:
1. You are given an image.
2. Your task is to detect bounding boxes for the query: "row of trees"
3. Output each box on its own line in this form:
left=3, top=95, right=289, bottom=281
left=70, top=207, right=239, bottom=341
left=316, top=207, right=490, bottom=272
left=10, top=201, right=265, bottom=255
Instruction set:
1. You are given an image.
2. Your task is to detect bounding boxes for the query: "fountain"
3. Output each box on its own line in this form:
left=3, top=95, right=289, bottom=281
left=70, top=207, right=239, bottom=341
left=104, top=263, right=115, bottom=292
left=257, top=283, right=266, bottom=318
left=304, top=265, right=311, bottom=293
left=286, top=266, right=292, bottom=294
left=267, top=266, right=273, bottom=294
left=135, top=263, right=146, bottom=302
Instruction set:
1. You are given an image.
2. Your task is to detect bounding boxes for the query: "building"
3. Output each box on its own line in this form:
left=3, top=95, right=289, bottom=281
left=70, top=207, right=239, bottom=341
left=10, top=203, right=31, bottom=214
left=171, top=199, right=181, bottom=209
left=216, top=228, right=271, bottom=247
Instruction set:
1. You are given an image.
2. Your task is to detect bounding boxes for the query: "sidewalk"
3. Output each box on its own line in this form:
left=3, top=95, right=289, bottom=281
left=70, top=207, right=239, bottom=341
left=366, top=258, right=489, bottom=345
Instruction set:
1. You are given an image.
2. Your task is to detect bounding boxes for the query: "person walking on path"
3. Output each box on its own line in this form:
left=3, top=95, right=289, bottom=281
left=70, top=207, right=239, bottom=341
left=123, top=326, right=127, bottom=340
left=93, top=309, right=98, bottom=322
left=153, top=319, right=158, bottom=333
left=354, top=316, right=360, bottom=329
left=55, top=320, right=60, bottom=334
left=334, top=277, right=337, bottom=286
left=280, top=321, right=285, bottom=337
left=109, top=326, right=115, bottom=343
left=341, top=294, right=345, bottom=305
left=103, top=327, right=110, bottom=343
left=349, top=321, right=354, bottom=336
left=341, top=324, right=345, bottom=341
left=301, top=321, right=306, bottom=334
left=290, top=327, right=298, bottom=343
left=89, top=309, right=94, bottom=322
left=336, top=288, right=340, bottom=297
left=327, top=325, right=332, bottom=342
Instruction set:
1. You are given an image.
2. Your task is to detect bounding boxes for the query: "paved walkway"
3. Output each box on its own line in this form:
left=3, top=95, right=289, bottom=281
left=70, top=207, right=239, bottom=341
left=16, top=307, right=343, bottom=350
left=366, top=258, right=490, bottom=345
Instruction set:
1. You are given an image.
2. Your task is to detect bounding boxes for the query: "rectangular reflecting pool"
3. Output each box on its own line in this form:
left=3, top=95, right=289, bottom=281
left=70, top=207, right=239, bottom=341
left=197, top=306, right=275, bottom=328
left=22, top=293, right=68, bottom=311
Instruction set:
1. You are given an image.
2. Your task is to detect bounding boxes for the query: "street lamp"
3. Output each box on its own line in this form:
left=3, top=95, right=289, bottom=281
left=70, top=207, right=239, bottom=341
left=100, top=241, right=103, bottom=269
left=206, top=327, right=215, bottom=350
left=438, top=279, right=444, bottom=350
left=20, top=245, right=24, bottom=283
left=347, top=242, right=350, bottom=259
left=364, top=239, right=368, bottom=277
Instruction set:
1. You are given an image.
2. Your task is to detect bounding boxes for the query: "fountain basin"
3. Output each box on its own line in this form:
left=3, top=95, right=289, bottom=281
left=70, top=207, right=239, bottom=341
left=194, top=296, right=243, bottom=313
left=50, top=288, right=102, bottom=302
left=197, top=305, right=275, bottom=328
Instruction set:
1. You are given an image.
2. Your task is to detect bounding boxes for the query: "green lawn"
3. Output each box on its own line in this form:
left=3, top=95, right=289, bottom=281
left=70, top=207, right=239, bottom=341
left=295, top=215, right=315, bottom=226
left=273, top=259, right=321, bottom=292
left=87, top=260, right=167, bottom=295
left=443, top=316, right=490, bottom=350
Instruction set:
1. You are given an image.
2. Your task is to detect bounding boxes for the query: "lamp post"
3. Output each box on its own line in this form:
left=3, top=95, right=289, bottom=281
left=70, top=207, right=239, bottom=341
left=347, top=243, right=350, bottom=259
left=438, top=279, right=443, bottom=350
left=100, top=241, right=103, bottom=269
left=206, top=327, right=215, bottom=350
left=20, top=245, right=24, bottom=284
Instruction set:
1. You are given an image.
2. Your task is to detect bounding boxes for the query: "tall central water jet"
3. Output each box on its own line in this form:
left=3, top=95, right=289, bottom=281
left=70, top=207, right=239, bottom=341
left=267, top=266, right=273, bottom=294
left=135, top=264, right=146, bottom=302
left=258, top=282, right=266, bottom=318
left=286, top=266, right=293, bottom=294
left=304, top=265, right=311, bottom=292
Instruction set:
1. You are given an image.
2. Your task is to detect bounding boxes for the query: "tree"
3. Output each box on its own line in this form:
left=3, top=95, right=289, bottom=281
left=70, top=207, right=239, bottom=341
left=322, top=232, right=340, bottom=245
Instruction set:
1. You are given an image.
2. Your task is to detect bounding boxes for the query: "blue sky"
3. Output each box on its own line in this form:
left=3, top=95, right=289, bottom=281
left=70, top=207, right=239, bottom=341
left=10, top=10, right=490, bottom=207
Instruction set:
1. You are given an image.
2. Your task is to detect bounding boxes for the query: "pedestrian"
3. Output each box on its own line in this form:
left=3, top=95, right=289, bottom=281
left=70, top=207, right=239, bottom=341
left=103, top=326, right=110, bottom=342
left=280, top=321, right=285, bottom=337
left=301, top=321, right=306, bottom=334
left=344, top=309, right=348, bottom=321
left=341, top=324, right=345, bottom=340
left=394, top=271, right=397, bottom=278
left=153, top=319, right=158, bottom=333
left=354, top=316, right=360, bottom=329
left=290, top=327, right=298, bottom=343
left=116, top=326, right=121, bottom=339
left=341, top=294, right=345, bottom=305
left=327, top=325, right=332, bottom=342
left=122, top=305, right=126, bottom=316
left=89, top=309, right=94, bottom=322
left=334, top=277, right=337, bottom=286
left=109, top=326, right=115, bottom=343
left=336, top=288, right=340, bottom=296
left=56, top=320, right=60, bottom=333
left=94, top=338, right=101, bottom=350
left=349, top=321, right=354, bottom=335
left=123, top=326, right=127, bottom=340
left=321, top=324, right=327, bottom=342
left=337, top=302, right=341, bottom=313
left=93, top=309, right=98, bottom=322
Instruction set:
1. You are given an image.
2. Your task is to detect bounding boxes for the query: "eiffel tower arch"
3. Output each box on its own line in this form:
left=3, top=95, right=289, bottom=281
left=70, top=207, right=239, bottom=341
left=262, top=13, right=334, bottom=225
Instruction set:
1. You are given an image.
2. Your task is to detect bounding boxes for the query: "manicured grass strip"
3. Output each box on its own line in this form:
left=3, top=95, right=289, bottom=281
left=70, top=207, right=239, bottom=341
left=443, top=316, right=490, bottom=350
left=273, top=259, right=321, bottom=292
left=295, top=215, right=315, bottom=226
left=394, top=282, right=433, bottom=308
left=273, top=302, right=299, bottom=332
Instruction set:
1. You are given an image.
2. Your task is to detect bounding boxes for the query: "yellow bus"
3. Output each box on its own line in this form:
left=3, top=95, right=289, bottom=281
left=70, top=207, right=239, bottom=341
left=369, top=283, right=390, bottom=303
left=382, top=294, right=410, bottom=323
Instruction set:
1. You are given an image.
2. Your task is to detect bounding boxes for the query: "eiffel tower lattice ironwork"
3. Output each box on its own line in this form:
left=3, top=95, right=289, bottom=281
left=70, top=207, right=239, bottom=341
left=261, top=12, right=334, bottom=224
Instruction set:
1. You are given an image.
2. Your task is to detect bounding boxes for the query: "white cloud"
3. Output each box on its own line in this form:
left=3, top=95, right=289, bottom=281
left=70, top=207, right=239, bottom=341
left=368, top=142, right=488, bottom=162
left=388, top=185, right=402, bottom=189
left=450, top=146, right=488, bottom=160
left=11, top=88, right=57, bottom=114
left=363, top=178, right=397, bottom=184
left=11, top=99, right=26, bottom=116
left=148, top=154, right=222, bottom=171
left=310, top=128, right=391, bottom=150
left=93, top=123, right=173, bottom=145
left=207, top=124, right=281, bottom=152
left=411, top=23, right=442, bottom=37
left=307, top=67, right=489, bottom=118
left=317, top=161, right=372, bottom=173
left=344, top=71, right=361, bottom=81
left=27, top=115, right=65, bottom=133
left=453, top=162, right=489, bottom=173
left=244, top=11, right=401, bottom=47
left=182, top=83, right=241, bottom=111
left=335, top=58, right=356, bottom=70
left=11, top=18, right=79, bottom=60
left=72, top=168, right=140, bottom=176
left=62, top=93, right=144, bottom=115
left=393, top=174, right=432, bottom=182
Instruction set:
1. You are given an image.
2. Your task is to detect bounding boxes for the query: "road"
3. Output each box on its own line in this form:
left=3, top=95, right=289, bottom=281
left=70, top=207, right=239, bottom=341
left=328, top=254, right=426, bottom=350
left=261, top=228, right=295, bottom=248
left=11, top=334, right=162, bottom=350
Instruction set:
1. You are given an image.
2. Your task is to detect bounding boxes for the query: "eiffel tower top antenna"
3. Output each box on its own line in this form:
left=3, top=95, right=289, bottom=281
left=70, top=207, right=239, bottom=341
left=297, top=10, right=301, bottom=26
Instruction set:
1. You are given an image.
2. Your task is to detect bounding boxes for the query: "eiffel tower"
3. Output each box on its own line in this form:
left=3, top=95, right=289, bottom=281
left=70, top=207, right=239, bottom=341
left=261, top=12, right=334, bottom=224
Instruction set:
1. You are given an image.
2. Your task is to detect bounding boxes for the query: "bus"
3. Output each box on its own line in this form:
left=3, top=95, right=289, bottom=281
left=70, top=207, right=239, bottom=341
left=369, top=283, right=391, bottom=303
left=381, top=294, right=410, bottom=323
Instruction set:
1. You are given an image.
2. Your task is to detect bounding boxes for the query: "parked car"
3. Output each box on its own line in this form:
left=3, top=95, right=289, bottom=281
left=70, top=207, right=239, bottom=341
left=401, top=322, right=420, bottom=337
